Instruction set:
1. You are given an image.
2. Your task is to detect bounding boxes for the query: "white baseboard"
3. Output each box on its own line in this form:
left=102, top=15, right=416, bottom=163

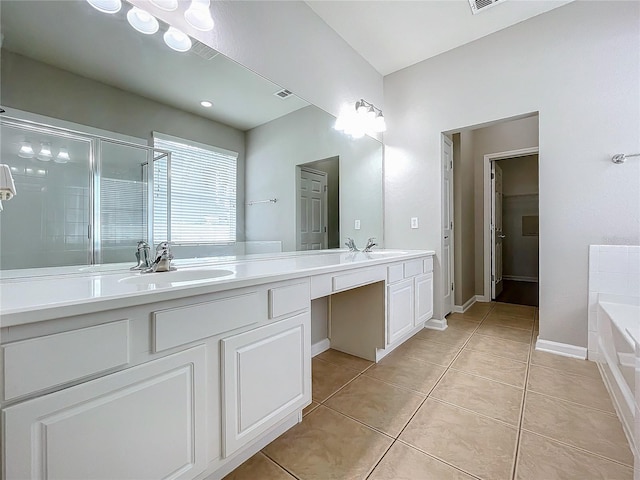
left=311, top=338, right=331, bottom=357
left=424, top=317, right=448, bottom=331
left=535, top=336, right=587, bottom=360
left=503, top=275, right=538, bottom=283
left=453, top=296, right=476, bottom=313
left=476, top=294, right=491, bottom=303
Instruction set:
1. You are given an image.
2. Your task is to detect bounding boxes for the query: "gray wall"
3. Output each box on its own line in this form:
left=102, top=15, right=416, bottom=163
left=245, top=105, right=383, bottom=252
left=384, top=1, right=639, bottom=348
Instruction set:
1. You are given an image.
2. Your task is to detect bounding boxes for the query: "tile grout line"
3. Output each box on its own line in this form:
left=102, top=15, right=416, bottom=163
left=509, top=307, right=535, bottom=480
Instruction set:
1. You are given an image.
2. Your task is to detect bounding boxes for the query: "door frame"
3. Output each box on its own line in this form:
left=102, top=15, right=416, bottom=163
left=482, top=146, right=539, bottom=301
left=441, top=135, right=454, bottom=316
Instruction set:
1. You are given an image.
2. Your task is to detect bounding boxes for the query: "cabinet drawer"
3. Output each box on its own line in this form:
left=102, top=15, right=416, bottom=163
left=404, top=259, right=423, bottom=278
left=387, top=264, right=404, bottom=284
left=154, top=291, right=262, bottom=352
left=269, top=282, right=310, bottom=318
left=423, top=257, right=434, bottom=273
left=2, top=320, right=129, bottom=401
left=332, top=267, right=385, bottom=291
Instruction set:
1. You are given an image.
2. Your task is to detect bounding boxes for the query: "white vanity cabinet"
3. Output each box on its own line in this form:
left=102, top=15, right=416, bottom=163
left=386, top=257, right=435, bottom=347
left=3, top=345, right=208, bottom=480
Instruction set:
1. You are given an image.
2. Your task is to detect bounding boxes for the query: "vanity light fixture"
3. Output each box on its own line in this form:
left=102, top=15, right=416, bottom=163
left=184, top=0, right=214, bottom=32
left=127, top=6, right=160, bottom=35
left=164, top=26, right=192, bottom=52
left=200, top=100, right=213, bottom=108
left=37, top=143, right=53, bottom=162
left=149, top=0, right=178, bottom=11
left=335, top=99, right=386, bottom=138
left=86, top=0, right=122, bottom=14
left=55, top=147, right=70, bottom=164
left=18, top=141, right=35, bottom=159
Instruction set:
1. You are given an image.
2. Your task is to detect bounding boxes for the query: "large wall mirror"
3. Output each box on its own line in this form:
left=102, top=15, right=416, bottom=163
left=0, top=0, right=383, bottom=270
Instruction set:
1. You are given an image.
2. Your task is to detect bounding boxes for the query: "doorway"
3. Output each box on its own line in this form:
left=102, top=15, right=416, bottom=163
left=484, top=149, right=539, bottom=307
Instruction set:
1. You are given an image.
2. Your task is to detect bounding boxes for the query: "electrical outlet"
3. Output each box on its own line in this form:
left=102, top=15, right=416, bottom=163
left=411, top=217, right=419, bottom=229
left=354, top=219, right=361, bottom=230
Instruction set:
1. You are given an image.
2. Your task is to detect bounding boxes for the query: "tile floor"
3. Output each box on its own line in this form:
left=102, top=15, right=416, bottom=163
left=225, top=302, right=634, bottom=480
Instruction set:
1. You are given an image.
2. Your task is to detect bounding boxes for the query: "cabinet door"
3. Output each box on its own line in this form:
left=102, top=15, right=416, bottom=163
left=4, top=346, right=207, bottom=480
left=387, top=279, right=414, bottom=345
left=415, top=273, right=434, bottom=326
left=221, top=312, right=311, bottom=458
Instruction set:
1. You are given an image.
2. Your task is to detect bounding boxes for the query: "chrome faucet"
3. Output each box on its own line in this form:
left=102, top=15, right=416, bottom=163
left=144, top=241, right=176, bottom=273
left=363, top=237, right=377, bottom=252
left=130, top=241, right=152, bottom=270
left=345, top=237, right=359, bottom=252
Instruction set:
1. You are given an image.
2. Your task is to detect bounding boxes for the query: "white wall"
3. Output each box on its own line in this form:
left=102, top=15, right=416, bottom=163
left=384, top=1, right=640, bottom=348
left=130, top=0, right=383, bottom=118
left=245, top=105, right=383, bottom=252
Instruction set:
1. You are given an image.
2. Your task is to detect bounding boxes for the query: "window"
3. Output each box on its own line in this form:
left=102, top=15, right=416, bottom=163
left=153, top=133, right=238, bottom=245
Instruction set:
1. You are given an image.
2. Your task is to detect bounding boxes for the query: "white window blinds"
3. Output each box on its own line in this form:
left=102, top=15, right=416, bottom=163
left=153, top=134, right=238, bottom=245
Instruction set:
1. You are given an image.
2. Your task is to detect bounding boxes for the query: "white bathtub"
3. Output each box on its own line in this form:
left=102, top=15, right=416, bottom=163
left=596, top=297, right=640, bottom=477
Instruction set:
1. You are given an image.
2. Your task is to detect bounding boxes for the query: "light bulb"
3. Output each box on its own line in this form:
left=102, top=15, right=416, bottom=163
left=55, top=147, right=70, bottom=164
left=127, top=7, right=159, bottom=35
left=373, top=113, right=387, bottom=133
left=185, top=0, right=214, bottom=32
left=200, top=100, right=213, bottom=108
left=18, top=141, right=34, bottom=159
left=356, top=100, right=368, bottom=115
left=86, top=0, right=122, bottom=14
left=37, top=143, right=52, bottom=162
left=164, top=27, right=192, bottom=52
left=149, top=0, right=178, bottom=11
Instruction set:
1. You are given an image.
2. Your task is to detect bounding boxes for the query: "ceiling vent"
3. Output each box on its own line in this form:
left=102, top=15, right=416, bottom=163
left=191, top=40, right=219, bottom=61
left=468, top=0, right=505, bottom=15
left=273, top=89, right=294, bottom=99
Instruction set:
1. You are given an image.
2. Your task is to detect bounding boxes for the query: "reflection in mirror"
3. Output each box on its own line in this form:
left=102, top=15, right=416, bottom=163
left=0, top=0, right=383, bottom=271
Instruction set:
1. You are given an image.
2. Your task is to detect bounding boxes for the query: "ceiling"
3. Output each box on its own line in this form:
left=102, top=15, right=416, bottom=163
left=1, top=1, right=308, bottom=131
left=306, top=0, right=574, bottom=76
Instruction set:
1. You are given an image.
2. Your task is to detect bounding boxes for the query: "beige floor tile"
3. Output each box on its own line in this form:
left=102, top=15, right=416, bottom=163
left=527, top=365, right=614, bottom=413
left=522, top=392, right=633, bottom=465
left=416, top=325, right=474, bottom=347
left=465, top=334, right=530, bottom=362
left=475, top=323, right=533, bottom=344
left=224, top=452, right=295, bottom=480
left=530, top=350, right=600, bottom=379
left=311, top=358, right=360, bottom=403
left=394, top=337, right=461, bottom=367
left=303, top=402, right=320, bottom=417
left=364, top=352, right=446, bottom=394
left=446, top=318, right=481, bottom=332
left=515, top=431, right=633, bottom=480
left=325, top=375, right=425, bottom=437
left=451, top=349, right=528, bottom=388
left=492, top=303, right=536, bottom=320
left=483, top=314, right=534, bottom=331
left=430, top=370, right=524, bottom=426
left=263, top=406, right=392, bottom=480
left=368, top=441, right=475, bottom=480
left=400, top=399, right=518, bottom=480
left=315, top=349, right=374, bottom=373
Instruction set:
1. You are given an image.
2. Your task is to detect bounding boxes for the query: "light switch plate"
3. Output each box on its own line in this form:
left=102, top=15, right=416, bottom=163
left=411, top=217, right=419, bottom=229
left=354, top=220, right=361, bottom=230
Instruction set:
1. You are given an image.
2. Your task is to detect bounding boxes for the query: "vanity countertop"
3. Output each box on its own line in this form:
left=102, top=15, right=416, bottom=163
left=0, top=249, right=434, bottom=327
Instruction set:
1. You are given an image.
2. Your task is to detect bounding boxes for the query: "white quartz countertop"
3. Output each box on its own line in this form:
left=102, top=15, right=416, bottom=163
left=0, top=249, right=434, bottom=327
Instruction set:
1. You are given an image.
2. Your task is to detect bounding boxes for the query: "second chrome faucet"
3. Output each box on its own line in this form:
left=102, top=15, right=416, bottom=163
left=131, top=241, right=176, bottom=273
left=345, top=237, right=377, bottom=253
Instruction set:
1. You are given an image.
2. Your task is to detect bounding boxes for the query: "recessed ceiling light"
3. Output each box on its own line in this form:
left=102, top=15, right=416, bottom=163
left=200, top=101, right=213, bottom=108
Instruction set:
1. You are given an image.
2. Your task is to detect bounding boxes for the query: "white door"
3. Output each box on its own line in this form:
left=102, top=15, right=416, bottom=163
left=221, top=312, right=311, bottom=458
left=297, top=167, right=327, bottom=250
left=491, top=162, right=504, bottom=298
left=441, top=135, right=454, bottom=316
left=4, top=346, right=207, bottom=480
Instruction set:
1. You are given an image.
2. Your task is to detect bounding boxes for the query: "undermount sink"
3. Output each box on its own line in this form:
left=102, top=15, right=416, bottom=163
left=119, top=269, right=233, bottom=285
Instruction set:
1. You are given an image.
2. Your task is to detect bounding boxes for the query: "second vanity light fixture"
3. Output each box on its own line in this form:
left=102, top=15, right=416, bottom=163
left=334, top=99, right=387, bottom=139
left=86, top=0, right=214, bottom=52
